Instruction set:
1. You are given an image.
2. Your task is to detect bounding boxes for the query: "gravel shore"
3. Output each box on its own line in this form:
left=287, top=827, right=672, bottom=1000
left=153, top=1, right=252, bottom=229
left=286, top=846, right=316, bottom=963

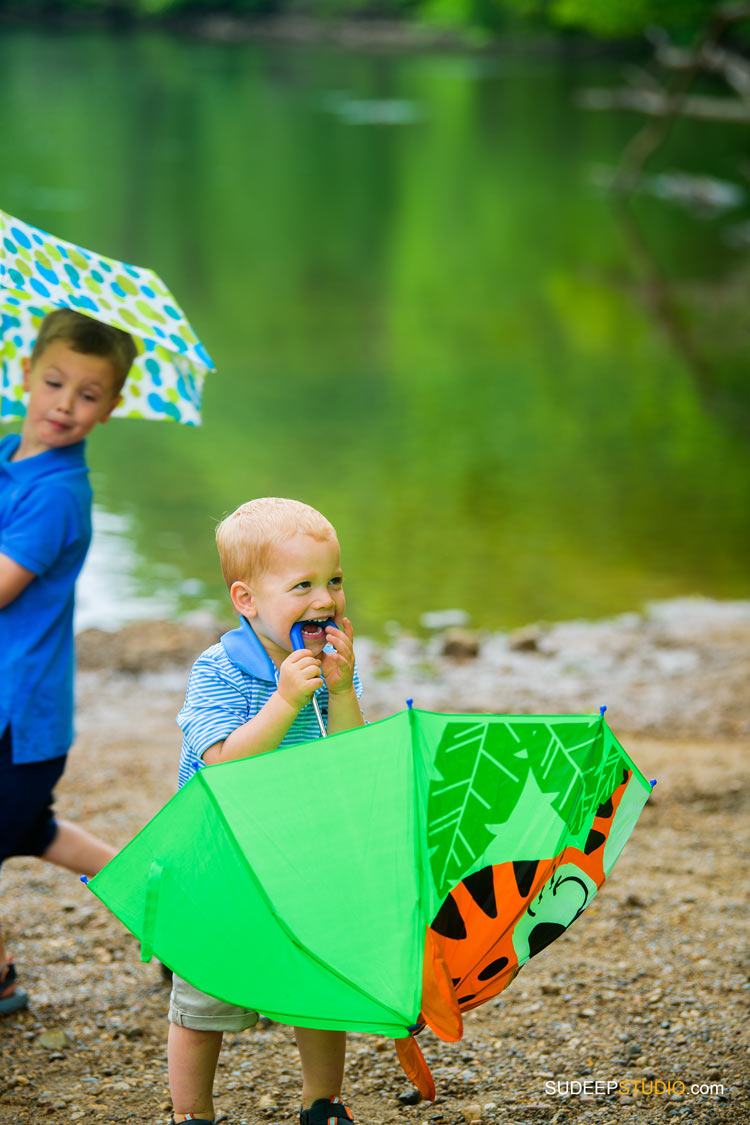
left=1, top=597, right=748, bottom=1124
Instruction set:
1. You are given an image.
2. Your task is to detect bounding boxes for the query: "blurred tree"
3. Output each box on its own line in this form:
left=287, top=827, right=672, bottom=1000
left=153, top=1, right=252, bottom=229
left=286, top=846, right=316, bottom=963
left=0, top=0, right=732, bottom=36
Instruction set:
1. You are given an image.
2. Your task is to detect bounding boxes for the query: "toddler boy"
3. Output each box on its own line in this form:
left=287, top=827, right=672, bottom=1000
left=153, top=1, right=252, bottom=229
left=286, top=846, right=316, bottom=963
left=169, top=496, right=364, bottom=1125
left=0, top=308, right=136, bottom=1013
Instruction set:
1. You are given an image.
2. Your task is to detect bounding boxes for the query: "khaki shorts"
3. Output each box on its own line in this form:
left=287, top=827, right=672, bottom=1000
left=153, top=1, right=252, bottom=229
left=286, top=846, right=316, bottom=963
left=169, top=972, right=259, bottom=1032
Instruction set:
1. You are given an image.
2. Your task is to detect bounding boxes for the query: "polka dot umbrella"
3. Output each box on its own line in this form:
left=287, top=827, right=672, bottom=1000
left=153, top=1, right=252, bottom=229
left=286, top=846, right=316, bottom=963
left=0, top=208, right=214, bottom=425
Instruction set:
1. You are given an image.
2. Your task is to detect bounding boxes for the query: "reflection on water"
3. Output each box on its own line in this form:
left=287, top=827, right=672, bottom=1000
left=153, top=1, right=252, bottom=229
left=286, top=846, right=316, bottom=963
left=75, top=508, right=217, bottom=631
left=1, top=29, right=748, bottom=635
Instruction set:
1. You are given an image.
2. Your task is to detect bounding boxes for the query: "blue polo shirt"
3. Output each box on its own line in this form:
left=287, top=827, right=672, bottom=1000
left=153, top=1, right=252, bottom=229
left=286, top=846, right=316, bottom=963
left=0, top=434, right=93, bottom=764
left=177, top=616, right=362, bottom=789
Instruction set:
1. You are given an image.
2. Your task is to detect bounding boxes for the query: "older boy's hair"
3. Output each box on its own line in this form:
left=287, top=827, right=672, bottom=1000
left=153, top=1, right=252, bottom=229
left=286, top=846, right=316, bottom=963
left=216, top=498, right=336, bottom=588
left=32, top=308, right=137, bottom=394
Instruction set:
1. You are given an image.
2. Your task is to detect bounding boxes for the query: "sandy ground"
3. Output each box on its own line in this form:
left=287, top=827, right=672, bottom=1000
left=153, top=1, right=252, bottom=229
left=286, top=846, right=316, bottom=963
left=1, top=598, right=748, bottom=1124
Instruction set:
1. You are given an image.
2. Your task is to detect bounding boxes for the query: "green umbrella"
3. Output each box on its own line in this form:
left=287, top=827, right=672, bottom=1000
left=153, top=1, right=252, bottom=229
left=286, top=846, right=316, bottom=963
left=0, top=208, right=214, bottom=425
left=86, top=707, right=651, bottom=1093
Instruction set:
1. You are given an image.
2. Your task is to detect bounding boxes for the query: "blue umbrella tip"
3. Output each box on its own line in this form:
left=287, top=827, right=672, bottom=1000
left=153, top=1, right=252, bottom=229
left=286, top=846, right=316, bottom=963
left=80, top=875, right=89, bottom=884
left=406, top=698, right=414, bottom=710
left=649, top=778, right=658, bottom=788
left=599, top=704, right=607, bottom=715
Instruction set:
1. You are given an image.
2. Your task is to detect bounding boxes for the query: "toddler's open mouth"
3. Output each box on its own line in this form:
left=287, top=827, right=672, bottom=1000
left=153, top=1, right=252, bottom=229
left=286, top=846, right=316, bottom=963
left=298, top=618, right=332, bottom=641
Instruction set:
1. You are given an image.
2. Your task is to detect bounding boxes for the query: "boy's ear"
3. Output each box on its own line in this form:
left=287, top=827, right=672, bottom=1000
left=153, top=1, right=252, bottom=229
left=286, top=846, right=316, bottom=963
left=99, top=393, right=123, bottom=425
left=230, top=580, right=256, bottom=619
left=21, top=357, right=32, bottom=391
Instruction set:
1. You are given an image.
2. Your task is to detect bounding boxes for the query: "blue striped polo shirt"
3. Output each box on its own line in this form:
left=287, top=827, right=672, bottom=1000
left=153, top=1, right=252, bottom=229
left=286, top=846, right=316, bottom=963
left=176, top=616, right=362, bottom=789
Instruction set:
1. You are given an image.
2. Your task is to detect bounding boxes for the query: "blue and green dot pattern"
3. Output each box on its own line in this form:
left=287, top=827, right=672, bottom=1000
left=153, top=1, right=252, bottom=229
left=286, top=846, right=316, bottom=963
left=0, top=209, right=215, bottom=425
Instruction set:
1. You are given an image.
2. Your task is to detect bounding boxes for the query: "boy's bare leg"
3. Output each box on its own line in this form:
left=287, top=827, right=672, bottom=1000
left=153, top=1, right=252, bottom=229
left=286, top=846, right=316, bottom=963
left=168, top=1023, right=222, bottom=1122
left=41, top=818, right=115, bottom=875
left=295, top=1027, right=347, bottom=1107
left=2, top=821, right=112, bottom=990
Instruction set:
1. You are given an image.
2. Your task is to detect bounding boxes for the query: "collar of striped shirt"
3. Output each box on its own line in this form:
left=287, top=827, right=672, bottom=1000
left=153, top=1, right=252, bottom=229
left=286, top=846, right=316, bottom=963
left=221, top=616, right=278, bottom=683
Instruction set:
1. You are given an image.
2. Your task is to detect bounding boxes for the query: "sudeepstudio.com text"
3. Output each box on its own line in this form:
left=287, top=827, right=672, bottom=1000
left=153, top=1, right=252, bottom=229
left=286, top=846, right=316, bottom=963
left=545, top=1079, right=726, bottom=1098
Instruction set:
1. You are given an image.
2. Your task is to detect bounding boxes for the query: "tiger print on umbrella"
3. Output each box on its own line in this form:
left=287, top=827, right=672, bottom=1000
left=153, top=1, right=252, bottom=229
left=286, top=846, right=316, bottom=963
left=396, top=766, right=633, bottom=1097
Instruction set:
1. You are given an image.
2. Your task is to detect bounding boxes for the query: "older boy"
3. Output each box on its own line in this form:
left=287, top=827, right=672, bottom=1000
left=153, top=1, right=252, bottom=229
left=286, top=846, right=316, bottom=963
left=169, top=497, right=364, bottom=1125
left=0, top=308, right=136, bottom=1013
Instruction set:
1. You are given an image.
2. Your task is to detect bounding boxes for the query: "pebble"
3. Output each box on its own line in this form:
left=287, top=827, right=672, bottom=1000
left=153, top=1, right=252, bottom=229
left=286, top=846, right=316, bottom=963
left=38, top=1029, right=72, bottom=1050
left=397, top=1089, right=423, bottom=1106
left=461, top=1104, right=482, bottom=1123
left=507, top=625, right=544, bottom=652
left=441, top=629, right=480, bottom=659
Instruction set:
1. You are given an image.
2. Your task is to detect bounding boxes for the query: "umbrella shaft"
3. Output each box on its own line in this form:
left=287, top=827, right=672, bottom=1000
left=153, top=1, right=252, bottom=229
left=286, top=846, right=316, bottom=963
left=312, top=694, right=327, bottom=738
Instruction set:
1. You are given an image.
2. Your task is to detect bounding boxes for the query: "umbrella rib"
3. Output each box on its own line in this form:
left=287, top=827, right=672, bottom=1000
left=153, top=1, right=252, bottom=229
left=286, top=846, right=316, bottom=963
left=199, top=773, right=408, bottom=1029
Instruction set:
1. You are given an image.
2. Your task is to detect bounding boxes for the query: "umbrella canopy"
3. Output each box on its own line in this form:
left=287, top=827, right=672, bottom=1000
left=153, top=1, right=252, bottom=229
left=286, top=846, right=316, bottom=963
left=87, top=707, right=651, bottom=1093
left=0, top=209, right=214, bottom=425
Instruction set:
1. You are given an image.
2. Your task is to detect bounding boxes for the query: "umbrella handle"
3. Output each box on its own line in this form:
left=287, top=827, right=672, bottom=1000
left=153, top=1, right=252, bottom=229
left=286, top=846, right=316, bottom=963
left=290, top=621, right=336, bottom=738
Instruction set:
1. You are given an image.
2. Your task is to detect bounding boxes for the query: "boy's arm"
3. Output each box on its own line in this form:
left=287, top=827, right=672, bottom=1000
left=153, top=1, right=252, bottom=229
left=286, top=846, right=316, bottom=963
left=0, top=553, right=35, bottom=608
left=1, top=484, right=81, bottom=608
left=327, top=686, right=365, bottom=735
left=202, top=649, right=324, bottom=766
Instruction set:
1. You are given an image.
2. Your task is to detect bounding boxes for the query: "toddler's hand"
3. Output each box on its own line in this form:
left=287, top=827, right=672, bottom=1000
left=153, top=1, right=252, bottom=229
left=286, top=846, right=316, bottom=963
left=321, top=617, right=356, bottom=695
left=277, top=650, right=324, bottom=712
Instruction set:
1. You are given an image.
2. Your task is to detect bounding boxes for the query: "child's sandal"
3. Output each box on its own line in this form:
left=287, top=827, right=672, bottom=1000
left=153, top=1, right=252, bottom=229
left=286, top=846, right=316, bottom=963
left=300, top=1097, right=355, bottom=1125
left=169, top=1115, right=228, bottom=1124
left=0, top=959, right=29, bottom=1016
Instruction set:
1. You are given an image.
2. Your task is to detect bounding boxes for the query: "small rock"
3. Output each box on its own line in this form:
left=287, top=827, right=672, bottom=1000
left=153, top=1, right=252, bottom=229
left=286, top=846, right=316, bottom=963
left=259, top=1094, right=278, bottom=1111
left=397, top=1089, right=423, bottom=1106
left=507, top=625, right=544, bottom=652
left=441, top=628, right=480, bottom=659
left=462, top=1104, right=482, bottom=1123
left=38, top=1029, right=72, bottom=1050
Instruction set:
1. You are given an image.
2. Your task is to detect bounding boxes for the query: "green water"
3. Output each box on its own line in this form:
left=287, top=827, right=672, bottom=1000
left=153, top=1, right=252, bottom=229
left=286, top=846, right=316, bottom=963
left=2, top=29, right=748, bottom=635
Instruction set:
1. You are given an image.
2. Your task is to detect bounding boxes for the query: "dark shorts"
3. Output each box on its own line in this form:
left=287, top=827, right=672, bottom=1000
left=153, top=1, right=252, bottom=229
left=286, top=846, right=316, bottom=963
left=0, top=726, right=66, bottom=868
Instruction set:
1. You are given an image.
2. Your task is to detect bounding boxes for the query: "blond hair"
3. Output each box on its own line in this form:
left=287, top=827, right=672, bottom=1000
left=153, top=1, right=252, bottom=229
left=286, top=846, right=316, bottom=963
left=216, top=497, right=337, bottom=588
left=32, top=307, right=137, bottom=394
